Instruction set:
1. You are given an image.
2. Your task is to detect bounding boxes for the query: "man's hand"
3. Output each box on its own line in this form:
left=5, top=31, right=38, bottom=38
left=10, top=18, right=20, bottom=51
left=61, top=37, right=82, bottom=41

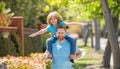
left=44, top=51, right=53, bottom=59
left=70, top=54, right=76, bottom=60
left=75, top=50, right=82, bottom=60
left=47, top=52, right=53, bottom=59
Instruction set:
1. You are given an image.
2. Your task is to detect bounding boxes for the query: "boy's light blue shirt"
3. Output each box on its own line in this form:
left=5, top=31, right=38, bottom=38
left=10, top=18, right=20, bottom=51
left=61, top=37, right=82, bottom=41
left=52, top=39, right=72, bottom=69
left=47, top=21, right=66, bottom=36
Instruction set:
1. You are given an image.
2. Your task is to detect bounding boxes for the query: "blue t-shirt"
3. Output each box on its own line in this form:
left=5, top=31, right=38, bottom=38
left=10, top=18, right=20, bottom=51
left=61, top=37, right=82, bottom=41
left=47, top=21, right=65, bottom=36
left=52, top=39, right=72, bottom=69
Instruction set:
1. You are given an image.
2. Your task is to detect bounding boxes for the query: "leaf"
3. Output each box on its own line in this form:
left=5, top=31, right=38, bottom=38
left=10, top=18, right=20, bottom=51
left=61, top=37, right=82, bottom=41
left=8, top=13, right=14, bottom=17
left=5, top=8, right=11, bottom=14
left=0, top=2, right=6, bottom=13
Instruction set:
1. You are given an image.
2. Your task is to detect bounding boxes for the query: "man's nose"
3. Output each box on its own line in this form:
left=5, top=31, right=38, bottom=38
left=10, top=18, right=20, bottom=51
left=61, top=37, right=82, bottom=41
left=58, top=34, right=62, bottom=36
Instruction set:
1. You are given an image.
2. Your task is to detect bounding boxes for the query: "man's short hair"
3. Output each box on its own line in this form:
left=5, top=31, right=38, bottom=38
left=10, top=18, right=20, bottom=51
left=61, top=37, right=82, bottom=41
left=57, top=26, right=66, bottom=32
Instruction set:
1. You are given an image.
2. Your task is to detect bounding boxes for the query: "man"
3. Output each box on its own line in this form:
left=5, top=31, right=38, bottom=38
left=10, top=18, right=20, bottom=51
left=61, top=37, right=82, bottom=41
left=45, top=26, right=82, bottom=69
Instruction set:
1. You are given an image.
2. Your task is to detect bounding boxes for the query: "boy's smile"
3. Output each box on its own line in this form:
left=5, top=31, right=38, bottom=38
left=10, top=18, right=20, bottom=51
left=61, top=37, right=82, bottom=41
left=50, top=17, right=57, bottom=26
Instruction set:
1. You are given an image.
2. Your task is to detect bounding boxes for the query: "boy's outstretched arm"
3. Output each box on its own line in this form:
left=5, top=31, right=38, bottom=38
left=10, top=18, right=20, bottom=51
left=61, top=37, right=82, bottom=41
left=29, top=28, right=48, bottom=38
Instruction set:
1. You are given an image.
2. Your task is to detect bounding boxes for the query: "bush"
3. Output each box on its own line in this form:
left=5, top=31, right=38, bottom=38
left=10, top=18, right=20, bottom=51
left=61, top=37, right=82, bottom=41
left=0, top=30, right=51, bottom=56
left=24, top=32, right=51, bottom=55
left=0, top=33, right=19, bottom=56
left=40, top=32, right=51, bottom=51
left=24, top=34, right=42, bottom=55
left=0, top=53, right=51, bottom=69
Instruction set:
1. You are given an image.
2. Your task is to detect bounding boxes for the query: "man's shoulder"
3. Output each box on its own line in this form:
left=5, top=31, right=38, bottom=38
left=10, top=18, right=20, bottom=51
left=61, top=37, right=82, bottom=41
left=64, top=39, right=71, bottom=45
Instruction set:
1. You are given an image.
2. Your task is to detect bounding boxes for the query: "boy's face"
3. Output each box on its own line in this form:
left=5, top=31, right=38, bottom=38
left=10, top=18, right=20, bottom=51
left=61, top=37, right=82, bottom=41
left=56, top=28, right=66, bottom=41
left=50, top=16, right=58, bottom=25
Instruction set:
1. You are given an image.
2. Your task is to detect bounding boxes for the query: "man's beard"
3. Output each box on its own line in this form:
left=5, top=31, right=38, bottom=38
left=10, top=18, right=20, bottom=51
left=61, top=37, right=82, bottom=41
left=58, top=36, right=64, bottom=41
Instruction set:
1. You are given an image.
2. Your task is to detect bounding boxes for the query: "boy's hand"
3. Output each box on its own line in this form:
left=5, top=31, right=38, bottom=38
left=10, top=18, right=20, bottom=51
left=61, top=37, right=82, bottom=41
left=29, top=34, right=35, bottom=38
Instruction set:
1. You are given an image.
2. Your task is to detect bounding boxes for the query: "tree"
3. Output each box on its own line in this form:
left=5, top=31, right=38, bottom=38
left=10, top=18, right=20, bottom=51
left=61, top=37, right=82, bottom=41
left=94, top=18, right=101, bottom=50
left=1, top=0, right=49, bottom=28
left=80, top=0, right=102, bottom=50
left=101, top=0, right=120, bottom=69
left=77, top=0, right=120, bottom=68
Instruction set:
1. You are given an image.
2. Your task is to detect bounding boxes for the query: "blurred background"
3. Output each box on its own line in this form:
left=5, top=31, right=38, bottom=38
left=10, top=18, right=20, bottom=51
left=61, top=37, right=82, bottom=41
left=0, top=0, right=120, bottom=69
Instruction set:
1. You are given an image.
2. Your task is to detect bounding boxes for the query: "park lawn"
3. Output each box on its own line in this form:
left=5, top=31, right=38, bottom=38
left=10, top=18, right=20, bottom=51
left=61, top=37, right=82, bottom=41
left=73, top=45, right=103, bottom=69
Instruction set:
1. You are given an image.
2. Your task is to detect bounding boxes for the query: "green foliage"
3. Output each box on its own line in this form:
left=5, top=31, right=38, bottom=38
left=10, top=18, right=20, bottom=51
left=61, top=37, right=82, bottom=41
left=81, top=0, right=120, bottom=19
left=24, top=34, right=42, bottom=55
left=10, top=32, right=22, bottom=56
left=2, top=0, right=49, bottom=28
left=44, top=0, right=120, bottom=24
left=108, top=0, right=120, bottom=16
left=82, top=0, right=102, bottom=19
left=24, top=32, right=50, bottom=55
left=0, top=2, right=5, bottom=13
left=12, top=0, right=47, bottom=28
left=73, top=46, right=103, bottom=69
left=1, top=0, right=120, bottom=28
left=0, top=31, right=50, bottom=56
left=0, top=2, right=14, bottom=26
left=0, top=33, right=17, bottom=56
left=46, top=59, right=52, bottom=69
left=41, top=32, right=51, bottom=51
left=0, top=2, right=14, bottom=16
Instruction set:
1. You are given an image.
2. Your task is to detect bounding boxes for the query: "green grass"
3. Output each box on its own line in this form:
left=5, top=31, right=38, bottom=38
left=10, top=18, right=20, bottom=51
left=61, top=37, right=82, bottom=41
left=73, top=45, right=103, bottom=69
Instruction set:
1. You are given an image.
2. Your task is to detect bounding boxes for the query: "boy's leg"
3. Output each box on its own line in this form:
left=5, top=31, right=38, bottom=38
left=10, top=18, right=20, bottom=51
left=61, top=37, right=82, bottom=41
left=46, top=37, right=53, bottom=54
left=65, top=36, right=76, bottom=63
left=65, top=36, right=76, bottom=54
left=46, top=37, right=58, bottom=54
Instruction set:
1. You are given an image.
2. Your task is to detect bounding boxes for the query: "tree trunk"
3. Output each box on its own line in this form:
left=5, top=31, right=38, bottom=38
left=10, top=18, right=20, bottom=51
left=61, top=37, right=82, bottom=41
left=94, top=18, right=101, bottom=51
left=83, top=24, right=89, bottom=46
left=101, top=0, right=120, bottom=69
left=102, top=40, right=111, bottom=68
left=101, top=15, right=119, bottom=68
left=89, top=24, right=94, bottom=48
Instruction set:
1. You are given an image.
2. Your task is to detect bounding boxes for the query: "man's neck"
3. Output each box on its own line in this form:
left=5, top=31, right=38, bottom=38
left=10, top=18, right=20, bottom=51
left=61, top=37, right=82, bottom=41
left=59, top=39, right=65, bottom=43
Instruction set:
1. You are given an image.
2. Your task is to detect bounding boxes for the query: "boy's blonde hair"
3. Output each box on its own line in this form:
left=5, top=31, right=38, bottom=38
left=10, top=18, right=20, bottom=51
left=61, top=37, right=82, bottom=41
left=47, top=11, right=62, bottom=25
